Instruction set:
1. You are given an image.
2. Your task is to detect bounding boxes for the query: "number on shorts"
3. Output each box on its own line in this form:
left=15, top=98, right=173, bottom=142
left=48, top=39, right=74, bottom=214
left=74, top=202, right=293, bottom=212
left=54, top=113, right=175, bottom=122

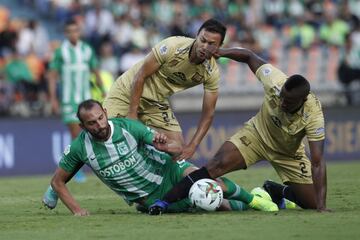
left=299, top=162, right=308, bottom=174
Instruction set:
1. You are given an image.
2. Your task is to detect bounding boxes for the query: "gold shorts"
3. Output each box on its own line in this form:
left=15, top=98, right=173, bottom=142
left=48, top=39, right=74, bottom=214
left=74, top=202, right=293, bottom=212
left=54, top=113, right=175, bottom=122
left=228, top=124, right=313, bottom=184
left=103, top=93, right=181, bottom=132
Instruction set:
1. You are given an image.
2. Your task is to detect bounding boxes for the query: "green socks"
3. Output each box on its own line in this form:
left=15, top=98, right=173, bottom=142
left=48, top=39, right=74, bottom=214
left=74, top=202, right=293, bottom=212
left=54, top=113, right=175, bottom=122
left=229, top=200, right=249, bottom=211
left=221, top=177, right=254, bottom=204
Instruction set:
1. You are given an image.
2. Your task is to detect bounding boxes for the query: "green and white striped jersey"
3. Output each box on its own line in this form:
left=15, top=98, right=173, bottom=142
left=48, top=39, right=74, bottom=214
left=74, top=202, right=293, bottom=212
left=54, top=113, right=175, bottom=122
left=49, top=40, right=98, bottom=105
left=59, top=118, right=172, bottom=204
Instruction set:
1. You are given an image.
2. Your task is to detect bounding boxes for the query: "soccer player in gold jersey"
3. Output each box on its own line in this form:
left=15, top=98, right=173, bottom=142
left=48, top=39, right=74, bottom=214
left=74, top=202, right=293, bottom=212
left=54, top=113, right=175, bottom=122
left=103, top=19, right=226, bottom=161
left=149, top=47, right=329, bottom=214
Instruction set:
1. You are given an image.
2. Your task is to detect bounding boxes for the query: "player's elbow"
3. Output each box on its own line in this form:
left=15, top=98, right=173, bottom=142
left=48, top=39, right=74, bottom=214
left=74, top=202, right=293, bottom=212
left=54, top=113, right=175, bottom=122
left=50, top=174, right=65, bottom=192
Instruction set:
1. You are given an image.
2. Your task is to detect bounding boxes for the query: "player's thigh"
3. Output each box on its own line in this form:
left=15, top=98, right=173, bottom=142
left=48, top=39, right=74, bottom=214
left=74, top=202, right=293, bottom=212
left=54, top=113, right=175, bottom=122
left=271, top=151, right=313, bottom=185
left=207, top=126, right=264, bottom=178
left=287, top=182, right=317, bottom=209
left=206, top=141, right=247, bottom=178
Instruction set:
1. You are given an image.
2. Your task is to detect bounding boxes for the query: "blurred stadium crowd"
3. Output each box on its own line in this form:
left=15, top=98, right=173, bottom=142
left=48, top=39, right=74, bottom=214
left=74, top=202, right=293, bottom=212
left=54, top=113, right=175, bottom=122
left=0, top=0, right=360, bottom=117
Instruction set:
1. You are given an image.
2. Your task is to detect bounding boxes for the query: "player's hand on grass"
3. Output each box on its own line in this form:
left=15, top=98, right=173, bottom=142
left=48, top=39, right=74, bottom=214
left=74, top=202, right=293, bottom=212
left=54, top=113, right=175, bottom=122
left=73, top=208, right=90, bottom=217
left=317, top=207, right=332, bottom=213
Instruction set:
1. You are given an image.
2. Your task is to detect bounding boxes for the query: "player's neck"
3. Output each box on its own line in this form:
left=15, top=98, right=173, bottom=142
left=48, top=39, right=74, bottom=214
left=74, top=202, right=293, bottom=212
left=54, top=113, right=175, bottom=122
left=189, top=42, right=204, bottom=65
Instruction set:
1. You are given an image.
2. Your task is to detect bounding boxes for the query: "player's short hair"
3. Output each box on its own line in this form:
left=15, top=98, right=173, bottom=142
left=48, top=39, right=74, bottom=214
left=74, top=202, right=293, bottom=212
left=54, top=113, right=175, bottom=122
left=77, top=99, right=103, bottom=122
left=285, top=74, right=310, bottom=96
left=197, top=18, right=227, bottom=44
left=64, top=19, right=78, bottom=29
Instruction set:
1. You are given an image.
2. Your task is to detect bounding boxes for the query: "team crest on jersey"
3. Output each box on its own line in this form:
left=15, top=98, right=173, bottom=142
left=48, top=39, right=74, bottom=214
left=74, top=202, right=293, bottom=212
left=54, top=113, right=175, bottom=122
left=159, top=45, right=168, bottom=55
left=191, top=72, right=204, bottom=83
left=63, top=145, right=71, bottom=155
left=117, top=142, right=129, bottom=155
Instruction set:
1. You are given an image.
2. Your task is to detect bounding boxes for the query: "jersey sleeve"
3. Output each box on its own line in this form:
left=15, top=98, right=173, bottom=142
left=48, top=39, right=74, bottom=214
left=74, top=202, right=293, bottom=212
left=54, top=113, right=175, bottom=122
left=305, top=99, right=325, bottom=141
left=255, top=64, right=288, bottom=93
left=203, top=62, right=220, bottom=92
left=151, top=37, right=177, bottom=65
left=48, top=48, right=62, bottom=72
left=58, top=141, right=84, bottom=173
left=122, top=119, right=155, bottom=145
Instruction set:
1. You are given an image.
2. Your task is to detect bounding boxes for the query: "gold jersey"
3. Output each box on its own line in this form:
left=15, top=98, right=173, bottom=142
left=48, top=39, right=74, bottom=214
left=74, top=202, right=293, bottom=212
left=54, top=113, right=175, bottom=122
left=108, top=36, right=220, bottom=104
left=247, top=64, right=325, bottom=156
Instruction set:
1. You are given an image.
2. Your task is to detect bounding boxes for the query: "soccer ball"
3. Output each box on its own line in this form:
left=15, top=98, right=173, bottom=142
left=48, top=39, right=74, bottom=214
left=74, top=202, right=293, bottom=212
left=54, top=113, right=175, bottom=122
left=188, top=178, right=223, bottom=211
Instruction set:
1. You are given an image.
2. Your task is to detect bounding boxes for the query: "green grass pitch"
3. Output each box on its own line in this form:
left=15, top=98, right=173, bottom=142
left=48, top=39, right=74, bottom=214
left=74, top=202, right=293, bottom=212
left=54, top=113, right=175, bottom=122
left=1, top=161, right=359, bottom=240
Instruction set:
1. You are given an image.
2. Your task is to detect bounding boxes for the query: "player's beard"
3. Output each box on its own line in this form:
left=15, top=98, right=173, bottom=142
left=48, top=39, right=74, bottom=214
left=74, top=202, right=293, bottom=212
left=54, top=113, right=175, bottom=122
left=91, top=124, right=111, bottom=141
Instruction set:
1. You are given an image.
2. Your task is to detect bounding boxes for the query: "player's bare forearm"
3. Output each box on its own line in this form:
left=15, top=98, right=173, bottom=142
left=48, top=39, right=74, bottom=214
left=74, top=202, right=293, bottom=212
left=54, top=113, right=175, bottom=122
left=309, top=140, right=328, bottom=211
left=47, top=70, right=58, bottom=100
left=216, top=47, right=266, bottom=73
left=128, top=74, right=144, bottom=119
left=177, top=91, right=217, bottom=160
left=51, top=168, right=89, bottom=216
left=311, top=159, right=327, bottom=210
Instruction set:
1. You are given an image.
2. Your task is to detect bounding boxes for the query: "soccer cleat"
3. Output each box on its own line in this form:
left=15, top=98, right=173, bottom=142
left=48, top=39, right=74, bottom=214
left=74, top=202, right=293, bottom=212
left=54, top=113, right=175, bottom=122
left=263, top=180, right=297, bottom=209
left=248, top=195, right=279, bottom=212
left=278, top=198, right=297, bottom=210
left=250, top=187, right=272, bottom=201
left=42, top=186, right=59, bottom=209
left=148, top=199, right=169, bottom=215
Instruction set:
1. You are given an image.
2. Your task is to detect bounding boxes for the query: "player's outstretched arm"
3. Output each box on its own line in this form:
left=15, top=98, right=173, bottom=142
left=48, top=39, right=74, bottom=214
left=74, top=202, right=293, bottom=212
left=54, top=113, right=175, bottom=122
left=128, top=52, right=161, bottom=119
left=309, top=140, right=330, bottom=212
left=176, top=90, right=218, bottom=160
left=51, top=168, right=90, bottom=216
left=216, top=47, right=266, bottom=74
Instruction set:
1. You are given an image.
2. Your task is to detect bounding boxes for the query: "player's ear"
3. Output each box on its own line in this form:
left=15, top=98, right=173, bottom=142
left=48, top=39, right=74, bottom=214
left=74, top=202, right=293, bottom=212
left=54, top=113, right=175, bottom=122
left=104, top=108, right=108, bottom=118
left=79, top=122, right=84, bottom=130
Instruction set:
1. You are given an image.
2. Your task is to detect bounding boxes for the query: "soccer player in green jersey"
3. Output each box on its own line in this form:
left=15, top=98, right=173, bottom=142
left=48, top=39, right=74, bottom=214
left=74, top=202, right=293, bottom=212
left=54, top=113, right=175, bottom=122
left=149, top=47, right=329, bottom=214
left=43, top=19, right=104, bottom=205
left=49, top=99, right=277, bottom=216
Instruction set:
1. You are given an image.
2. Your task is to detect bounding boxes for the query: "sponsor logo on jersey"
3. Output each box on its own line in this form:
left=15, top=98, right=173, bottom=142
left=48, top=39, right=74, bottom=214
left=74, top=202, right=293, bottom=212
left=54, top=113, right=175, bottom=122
left=98, top=155, right=138, bottom=177
left=117, top=142, right=129, bottom=155
left=159, top=45, right=168, bottom=55
left=167, top=72, right=187, bottom=85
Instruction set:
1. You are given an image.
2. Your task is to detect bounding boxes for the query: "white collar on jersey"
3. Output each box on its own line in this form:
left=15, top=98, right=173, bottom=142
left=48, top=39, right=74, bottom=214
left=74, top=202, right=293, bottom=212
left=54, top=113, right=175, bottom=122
left=64, top=39, right=82, bottom=49
left=104, top=121, right=114, bottom=143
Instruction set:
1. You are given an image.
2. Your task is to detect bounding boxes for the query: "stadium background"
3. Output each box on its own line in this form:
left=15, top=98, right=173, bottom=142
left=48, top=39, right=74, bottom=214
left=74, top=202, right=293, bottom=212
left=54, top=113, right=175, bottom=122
left=0, top=0, right=359, bottom=176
